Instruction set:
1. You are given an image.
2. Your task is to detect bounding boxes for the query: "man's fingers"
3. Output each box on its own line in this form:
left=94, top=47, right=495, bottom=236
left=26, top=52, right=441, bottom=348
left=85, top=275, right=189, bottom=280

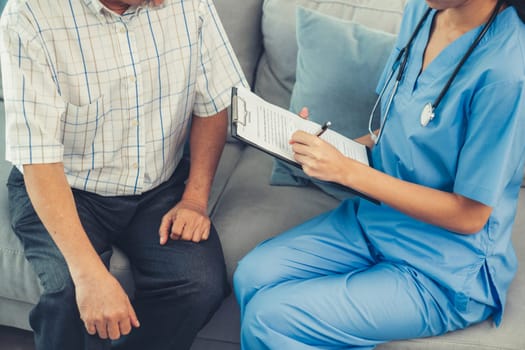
left=158, top=216, right=173, bottom=245
left=85, top=322, right=97, bottom=336
left=180, top=221, right=196, bottom=241
left=95, top=320, right=109, bottom=339
left=183, top=218, right=210, bottom=242
left=193, top=226, right=210, bottom=242
left=170, top=219, right=185, bottom=240
left=118, top=319, right=132, bottom=336
left=165, top=205, right=211, bottom=242
left=128, top=302, right=140, bottom=328
left=107, top=320, right=121, bottom=340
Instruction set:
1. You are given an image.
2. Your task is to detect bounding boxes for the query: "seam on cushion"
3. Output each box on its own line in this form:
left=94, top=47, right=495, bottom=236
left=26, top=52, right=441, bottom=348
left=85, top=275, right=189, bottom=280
left=262, top=0, right=406, bottom=16
left=0, top=246, right=25, bottom=255
left=0, top=292, right=38, bottom=306
left=193, top=336, right=239, bottom=346
left=300, top=0, right=405, bottom=14
left=0, top=294, right=36, bottom=306
left=398, top=337, right=518, bottom=350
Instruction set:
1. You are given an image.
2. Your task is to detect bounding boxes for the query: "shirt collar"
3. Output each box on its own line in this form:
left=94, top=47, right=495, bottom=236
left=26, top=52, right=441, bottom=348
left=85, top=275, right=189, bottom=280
left=82, top=0, right=106, bottom=16
left=81, top=0, right=157, bottom=19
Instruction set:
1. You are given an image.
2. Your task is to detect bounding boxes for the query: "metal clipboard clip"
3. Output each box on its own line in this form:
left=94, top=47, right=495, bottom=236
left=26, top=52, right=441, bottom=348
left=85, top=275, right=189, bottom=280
left=232, top=87, right=249, bottom=126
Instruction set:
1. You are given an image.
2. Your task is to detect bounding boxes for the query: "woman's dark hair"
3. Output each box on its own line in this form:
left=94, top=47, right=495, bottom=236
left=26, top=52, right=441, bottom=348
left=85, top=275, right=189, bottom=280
left=505, top=0, right=525, bottom=23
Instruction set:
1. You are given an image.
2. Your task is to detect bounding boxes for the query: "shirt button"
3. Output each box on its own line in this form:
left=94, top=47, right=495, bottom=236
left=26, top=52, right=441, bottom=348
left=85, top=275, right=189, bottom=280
left=117, top=25, right=126, bottom=33
left=131, top=120, right=139, bottom=127
left=132, top=163, right=138, bottom=169
left=129, top=76, right=136, bottom=83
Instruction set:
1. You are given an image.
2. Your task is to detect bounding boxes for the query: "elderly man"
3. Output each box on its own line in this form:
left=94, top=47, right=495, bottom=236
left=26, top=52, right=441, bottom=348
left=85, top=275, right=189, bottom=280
left=0, top=0, right=246, bottom=349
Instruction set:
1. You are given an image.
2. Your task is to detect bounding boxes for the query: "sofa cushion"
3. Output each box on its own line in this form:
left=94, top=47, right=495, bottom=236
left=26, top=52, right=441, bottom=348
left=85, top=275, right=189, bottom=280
left=211, top=147, right=339, bottom=283
left=270, top=7, right=396, bottom=200
left=255, top=0, right=406, bottom=108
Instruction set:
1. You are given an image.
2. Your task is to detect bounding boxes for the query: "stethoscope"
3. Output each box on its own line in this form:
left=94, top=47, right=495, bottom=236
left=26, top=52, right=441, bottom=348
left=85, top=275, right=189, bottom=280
left=369, top=0, right=505, bottom=144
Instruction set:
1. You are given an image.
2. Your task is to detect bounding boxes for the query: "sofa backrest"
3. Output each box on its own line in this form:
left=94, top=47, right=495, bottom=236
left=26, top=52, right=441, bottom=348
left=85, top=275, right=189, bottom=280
left=215, top=0, right=407, bottom=109
left=214, top=0, right=264, bottom=88
left=256, top=0, right=407, bottom=108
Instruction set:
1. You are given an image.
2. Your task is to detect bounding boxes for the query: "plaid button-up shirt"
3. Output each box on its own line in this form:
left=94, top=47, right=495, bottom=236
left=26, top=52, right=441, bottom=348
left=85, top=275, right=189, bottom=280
left=0, top=0, right=246, bottom=195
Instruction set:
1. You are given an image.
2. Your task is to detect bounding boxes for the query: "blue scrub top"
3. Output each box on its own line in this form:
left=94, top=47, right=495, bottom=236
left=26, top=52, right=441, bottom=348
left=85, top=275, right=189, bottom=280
left=357, top=0, right=525, bottom=324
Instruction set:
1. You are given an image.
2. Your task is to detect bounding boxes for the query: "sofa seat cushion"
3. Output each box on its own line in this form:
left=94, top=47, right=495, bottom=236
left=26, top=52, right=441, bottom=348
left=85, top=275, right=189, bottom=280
left=0, top=190, right=41, bottom=305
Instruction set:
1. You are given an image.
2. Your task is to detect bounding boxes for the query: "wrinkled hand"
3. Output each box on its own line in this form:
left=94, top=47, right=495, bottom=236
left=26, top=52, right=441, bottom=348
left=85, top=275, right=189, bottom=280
left=159, top=199, right=210, bottom=244
left=291, top=130, right=348, bottom=183
left=76, top=271, right=139, bottom=340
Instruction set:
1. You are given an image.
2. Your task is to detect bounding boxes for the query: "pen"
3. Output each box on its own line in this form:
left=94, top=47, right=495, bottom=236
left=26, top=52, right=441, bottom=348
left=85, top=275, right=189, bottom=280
left=314, top=121, right=332, bottom=137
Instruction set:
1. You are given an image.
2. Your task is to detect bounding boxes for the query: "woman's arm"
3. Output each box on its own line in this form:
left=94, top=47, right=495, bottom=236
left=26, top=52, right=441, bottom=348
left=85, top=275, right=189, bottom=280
left=291, top=131, right=491, bottom=235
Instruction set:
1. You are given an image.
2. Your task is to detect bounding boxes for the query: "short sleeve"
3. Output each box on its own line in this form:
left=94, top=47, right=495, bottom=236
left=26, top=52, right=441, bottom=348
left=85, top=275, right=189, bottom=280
left=454, top=80, right=525, bottom=206
left=1, top=16, right=65, bottom=166
left=192, top=0, right=248, bottom=117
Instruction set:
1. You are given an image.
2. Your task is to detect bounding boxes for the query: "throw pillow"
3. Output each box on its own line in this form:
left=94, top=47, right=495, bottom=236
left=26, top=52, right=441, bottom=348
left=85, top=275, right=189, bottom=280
left=270, top=7, right=396, bottom=200
left=255, top=0, right=406, bottom=108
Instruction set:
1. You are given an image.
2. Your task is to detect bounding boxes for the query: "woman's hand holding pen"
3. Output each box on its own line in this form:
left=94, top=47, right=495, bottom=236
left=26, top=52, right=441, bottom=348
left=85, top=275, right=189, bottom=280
left=293, top=107, right=349, bottom=183
left=290, top=128, right=351, bottom=184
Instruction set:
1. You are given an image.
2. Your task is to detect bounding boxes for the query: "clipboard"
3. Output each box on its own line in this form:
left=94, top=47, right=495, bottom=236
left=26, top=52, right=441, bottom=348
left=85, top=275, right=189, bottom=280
left=231, top=86, right=379, bottom=205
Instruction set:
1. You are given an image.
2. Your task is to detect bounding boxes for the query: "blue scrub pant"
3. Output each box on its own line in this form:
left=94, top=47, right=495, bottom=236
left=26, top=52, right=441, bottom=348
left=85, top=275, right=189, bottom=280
left=234, top=200, right=493, bottom=350
left=7, top=160, right=229, bottom=350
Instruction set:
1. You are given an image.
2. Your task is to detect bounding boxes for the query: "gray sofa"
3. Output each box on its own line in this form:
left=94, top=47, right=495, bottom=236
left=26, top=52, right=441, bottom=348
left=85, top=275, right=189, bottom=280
left=0, top=0, right=524, bottom=349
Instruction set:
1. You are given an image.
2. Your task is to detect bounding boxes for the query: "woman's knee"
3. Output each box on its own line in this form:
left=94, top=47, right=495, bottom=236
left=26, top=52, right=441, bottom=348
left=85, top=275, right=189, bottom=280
left=240, top=290, right=291, bottom=343
left=233, top=243, right=282, bottom=289
left=233, top=248, right=267, bottom=302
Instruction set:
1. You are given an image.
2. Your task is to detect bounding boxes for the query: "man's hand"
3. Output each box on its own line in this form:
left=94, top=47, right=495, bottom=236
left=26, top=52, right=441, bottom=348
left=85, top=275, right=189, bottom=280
left=159, top=199, right=210, bottom=244
left=76, top=270, right=140, bottom=340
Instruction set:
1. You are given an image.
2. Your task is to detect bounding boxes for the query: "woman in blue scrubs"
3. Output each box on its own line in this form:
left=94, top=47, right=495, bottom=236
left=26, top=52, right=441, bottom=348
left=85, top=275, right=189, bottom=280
left=234, top=0, right=525, bottom=349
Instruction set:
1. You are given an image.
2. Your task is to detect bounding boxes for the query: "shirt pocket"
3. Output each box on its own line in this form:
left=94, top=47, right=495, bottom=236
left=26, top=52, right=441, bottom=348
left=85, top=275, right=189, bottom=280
left=60, top=96, right=107, bottom=171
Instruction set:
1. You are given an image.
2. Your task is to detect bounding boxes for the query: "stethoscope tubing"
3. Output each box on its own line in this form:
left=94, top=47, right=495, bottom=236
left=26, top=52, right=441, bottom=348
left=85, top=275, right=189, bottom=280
left=368, top=8, right=432, bottom=144
left=369, top=0, right=504, bottom=145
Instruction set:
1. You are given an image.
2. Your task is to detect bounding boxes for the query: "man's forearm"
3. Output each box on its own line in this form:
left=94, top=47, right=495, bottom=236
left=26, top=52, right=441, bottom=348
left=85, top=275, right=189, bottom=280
left=22, top=163, right=107, bottom=280
left=183, top=110, right=228, bottom=208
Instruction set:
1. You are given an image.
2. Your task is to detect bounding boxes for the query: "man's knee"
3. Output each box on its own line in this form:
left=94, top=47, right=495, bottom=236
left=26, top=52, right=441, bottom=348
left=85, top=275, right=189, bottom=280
left=190, top=262, right=229, bottom=314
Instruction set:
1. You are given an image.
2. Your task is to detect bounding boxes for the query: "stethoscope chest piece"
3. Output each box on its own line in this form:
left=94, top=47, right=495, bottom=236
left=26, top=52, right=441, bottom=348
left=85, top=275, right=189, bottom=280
left=420, top=102, right=434, bottom=127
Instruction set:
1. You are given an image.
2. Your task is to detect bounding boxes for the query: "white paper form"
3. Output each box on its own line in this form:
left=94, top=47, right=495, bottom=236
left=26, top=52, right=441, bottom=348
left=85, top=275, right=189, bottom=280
left=232, top=86, right=370, bottom=166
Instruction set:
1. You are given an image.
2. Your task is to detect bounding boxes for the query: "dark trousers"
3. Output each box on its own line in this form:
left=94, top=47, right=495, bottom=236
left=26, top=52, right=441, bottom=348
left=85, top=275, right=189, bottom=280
left=7, top=161, right=229, bottom=350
